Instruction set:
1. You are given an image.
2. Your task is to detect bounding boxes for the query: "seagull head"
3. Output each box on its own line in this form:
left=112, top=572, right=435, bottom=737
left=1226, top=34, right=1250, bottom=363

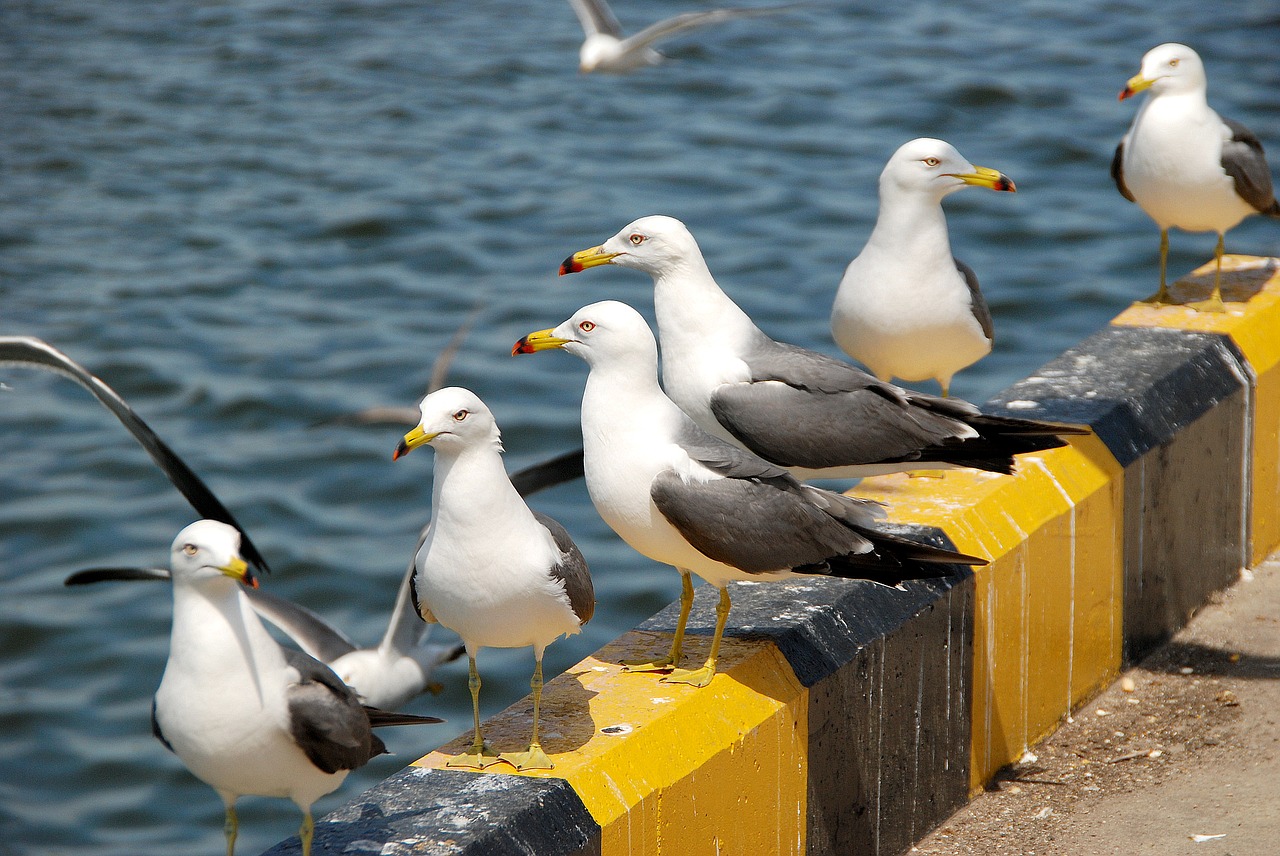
left=881, top=138, right=1015, bottom=201
left=513, top=300, right=658, bottom=370
left=393, top=387, right=501, bottom=460
left=1120, top=43, right=1206, bottom=101
left=170, top=520, right=257, bottom=589
left=559, top=215, right=705, bottom=280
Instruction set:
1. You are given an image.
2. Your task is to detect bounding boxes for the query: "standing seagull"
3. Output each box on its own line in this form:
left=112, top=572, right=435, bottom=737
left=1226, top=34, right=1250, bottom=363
left=393, top=387, right=594, bottom=770
left=515, top=301, right=981, bottom=687
left=560, top=215, right=1079, bottom=481
left=831, top=138, right=1016, bottom=396
left=1114, top=42, right=1279, bottom=312
left=568, top=0, right=794, bottom=73
left=152, top=520, right=441, bottom=856
left=68, top=558, right=464, bottom=712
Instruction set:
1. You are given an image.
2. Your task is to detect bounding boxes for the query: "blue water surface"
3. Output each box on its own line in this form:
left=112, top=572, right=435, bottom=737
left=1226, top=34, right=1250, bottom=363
left=1, top=0, right=1278, bottom=852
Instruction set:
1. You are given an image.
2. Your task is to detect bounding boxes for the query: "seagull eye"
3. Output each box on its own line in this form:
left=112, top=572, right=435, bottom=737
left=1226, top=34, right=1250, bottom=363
left=628, top=234, right=645, bottom=246
left=578, top=320, right=595, bottom=333
left=452, top=409, right=469, bottom=422
left=1169, top=58, right=1180, bottom=67
left=923, top=157, right=940, bottom=167
left=182, top=544, right=198, bottom=557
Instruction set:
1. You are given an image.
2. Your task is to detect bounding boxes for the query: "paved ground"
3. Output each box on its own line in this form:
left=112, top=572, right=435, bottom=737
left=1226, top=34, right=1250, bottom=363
left=914, top=556, right=1280, bottom=856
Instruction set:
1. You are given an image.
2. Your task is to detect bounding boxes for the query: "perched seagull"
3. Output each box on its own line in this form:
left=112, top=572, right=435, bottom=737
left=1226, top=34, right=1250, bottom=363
left=151, top=520, right=441, bottom=856
left=831, top=138, right=1016, bottom=396
left=568, top=0, right=794, bottom=73
left=560, top=216, right=1081, bottom=481
left=0, top=335, right=269, bottom=573
left=67, top=560, right=464, bottom=712
left=514, top=301, right=981, bottom=687
left=393, top=387, right=594, bottom=770
left=1114, top=42, right=1280, bottom=312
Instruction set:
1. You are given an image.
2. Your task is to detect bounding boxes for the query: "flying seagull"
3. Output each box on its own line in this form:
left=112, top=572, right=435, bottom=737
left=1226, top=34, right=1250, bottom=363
left=394, top=387, right=594, bottom=769
left=151, top=520, right=441, bottom=856
left=1114, top=42, right=1279, bottom=312
left=515, top=300, right=980, bottom=687
left=832, top=138, right=1016, bottom=396
left=568, top=0, right=795, bottom=73
left=560, top=216, right=1083, bottom=481
left=0, top=335, right=269, bottom=573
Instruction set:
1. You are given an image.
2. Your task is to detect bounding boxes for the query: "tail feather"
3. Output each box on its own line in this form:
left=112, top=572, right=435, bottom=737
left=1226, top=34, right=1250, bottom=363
left=363, top=707, right=445, bottom=728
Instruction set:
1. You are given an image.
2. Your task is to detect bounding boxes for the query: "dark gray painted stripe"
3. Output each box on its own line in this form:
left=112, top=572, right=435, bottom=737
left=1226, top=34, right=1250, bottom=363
left=985, top=326, right=1247, bottom=467
left=260, top=767, right=600, bottom=855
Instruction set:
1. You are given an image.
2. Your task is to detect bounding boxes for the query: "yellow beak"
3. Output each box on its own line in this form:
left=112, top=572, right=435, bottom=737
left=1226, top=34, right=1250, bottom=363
left=393, top=425, right=438, bottom=461
left=560, top=245, right=621, bottom=275
left=219, top=556, right=257, bottom=589
left=1119, top=74, right=1153, bottom=101
left=512, top=328, right=571, bottom=355
left=948, top=164, right=1016, bottom=192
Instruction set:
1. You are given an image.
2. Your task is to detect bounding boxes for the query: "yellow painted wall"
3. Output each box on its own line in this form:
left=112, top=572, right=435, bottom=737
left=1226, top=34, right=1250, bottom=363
left=414, top=631, right=808, bottom=855
left=854, top=437, right=1124, bottom=790
left=1112, top=255, right=1280, bottom=566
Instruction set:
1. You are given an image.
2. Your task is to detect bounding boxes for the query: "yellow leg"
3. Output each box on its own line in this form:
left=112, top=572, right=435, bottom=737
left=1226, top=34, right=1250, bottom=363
left=663, top=586, right=731, bottom=688
left=299, top=810, right=314, bottom=856
left=1140, top=229, right=1173, bottom=306
left=447, top=655, right=501, bottom=769
left=624, top=570, right=694, bottom=672
left=1189, top=233, right=1228, bottom=312
left=223, top=803, right=238, bottom=856
left=500, top=657, right=555, bottom=770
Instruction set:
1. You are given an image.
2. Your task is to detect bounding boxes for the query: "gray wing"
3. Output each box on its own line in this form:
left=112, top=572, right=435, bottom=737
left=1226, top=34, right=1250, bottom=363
left=568, top=0, right=623, bottom=37
left=533, top=512, right=595, bottom=626
left=1221, top=117, right=1280, bottom=216
left=247, top=589, right=358, bottom=663
left=651, top=469, right=875, bottom=574
left=707, top=339, right=985, bottom=470
left=672, top=417, right=798, bottom=485
left=954, top=258, right=994, bottom=341
left=282, top=648, right=384, bottom=774
left=624, top=5, right=794, bottom=52
left=0, top=336, right=269, bottom=573
left=1111, top=140, right=1135, bottom=202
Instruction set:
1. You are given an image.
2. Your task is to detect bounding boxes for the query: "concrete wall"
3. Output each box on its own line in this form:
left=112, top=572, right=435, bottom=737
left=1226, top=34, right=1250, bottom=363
left=263, top=255, right=1280, bottom=856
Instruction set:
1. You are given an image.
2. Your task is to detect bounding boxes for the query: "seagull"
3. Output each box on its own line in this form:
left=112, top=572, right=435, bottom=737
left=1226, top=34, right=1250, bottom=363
left=151, top=520, right=442, bottom=856
left=568, top=0, right=795, bottom=73
left=559, top=216, right=1082, bottom=482
left=0, top=335, right=269, bottom=573
left=67, top=560, right=464, bottom=712
left=831, top=138, right=1016, bottom=396
left=393, top=387, right=594, bottom=770
left=4, top=334, right=579, bottom=708
left=514, top=300, right=981, bottom=687
left=1114, top=42, right=1280, bottom=312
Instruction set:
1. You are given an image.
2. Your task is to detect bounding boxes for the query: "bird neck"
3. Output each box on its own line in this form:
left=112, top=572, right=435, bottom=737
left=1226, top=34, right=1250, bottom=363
left=166, top=581, right=282, bottom=702
left=652, top=261, right=759, bottom=354
left=581, top=355, right=675, bottom=446
left=430, top=446, right=533, bottom=532
left=866, top=191, right=953, bottom=262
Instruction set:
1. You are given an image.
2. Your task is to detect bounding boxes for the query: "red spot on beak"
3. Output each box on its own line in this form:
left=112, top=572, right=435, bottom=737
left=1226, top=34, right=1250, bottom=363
left=393, top=439, right=411, bottom=461
left=244, top=571, right=259, bottom=590
left=1118, top=87, right=1135, bottom=101
left=512, top=336, right=535, bottom=356
left=996, top=176, right=1016, bottom=192
left=559, top=254, right=583, bottom=276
